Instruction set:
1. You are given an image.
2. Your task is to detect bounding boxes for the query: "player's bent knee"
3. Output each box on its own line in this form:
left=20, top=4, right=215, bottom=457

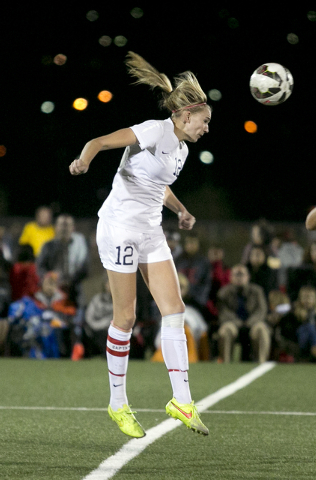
left=112, top=313, right=136, bottom=331
left=159, top=300, right=185, bottom=318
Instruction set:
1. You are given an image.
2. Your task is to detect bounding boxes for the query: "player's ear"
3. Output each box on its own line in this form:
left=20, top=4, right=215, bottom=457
left=183, top=110, right=191, bottom=124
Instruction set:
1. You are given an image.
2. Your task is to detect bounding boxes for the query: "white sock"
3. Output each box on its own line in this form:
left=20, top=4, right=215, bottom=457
left=161, top=313, right=192, bottom=404
left=106, top=324, right=131, bottom=411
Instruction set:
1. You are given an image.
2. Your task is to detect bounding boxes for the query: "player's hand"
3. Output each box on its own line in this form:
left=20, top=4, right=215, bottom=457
left=178, top=210, right=196, bottom=230
left=69, top=158, right=89, bottom=175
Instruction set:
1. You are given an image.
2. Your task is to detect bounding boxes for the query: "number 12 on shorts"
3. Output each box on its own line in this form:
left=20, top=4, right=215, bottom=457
left=115, top=246, right=134, bottom=265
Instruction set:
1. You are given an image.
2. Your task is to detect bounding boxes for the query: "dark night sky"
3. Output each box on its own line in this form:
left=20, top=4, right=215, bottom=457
left=1, top=4, right=316, bottom=222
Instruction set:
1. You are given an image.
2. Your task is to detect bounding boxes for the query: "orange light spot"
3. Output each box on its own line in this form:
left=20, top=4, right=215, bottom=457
left=73, top=98, right=88, bottom=111
left=0, top=145, right=7, bottom=157
left=98, top=90, right=113, bottom=103
left=54, top=54, right=67, bottom=65
left=244, top=120, right=258, bottom=133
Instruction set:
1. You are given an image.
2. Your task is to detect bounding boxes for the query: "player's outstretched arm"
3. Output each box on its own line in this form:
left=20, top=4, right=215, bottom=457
left=163, top=186, right=196, bottom=230
left=306, top=207, right=316, bottom=230
left=69, top=128, right=138, bottom=175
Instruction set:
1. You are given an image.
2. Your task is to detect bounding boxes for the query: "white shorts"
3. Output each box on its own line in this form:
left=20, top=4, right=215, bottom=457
left=96, top=218, right=172, bottom=273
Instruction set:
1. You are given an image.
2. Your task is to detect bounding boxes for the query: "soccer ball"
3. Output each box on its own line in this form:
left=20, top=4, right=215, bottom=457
left=250, top=63, right=294, bottom=105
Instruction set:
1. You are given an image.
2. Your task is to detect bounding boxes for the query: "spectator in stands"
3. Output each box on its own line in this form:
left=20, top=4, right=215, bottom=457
left=277, top=285, right=316, bottom=362
left=241, top=218, right=276, bottom=265
left=0, top=225, right=13, bottom=263
left=7, top=271, right=84, bottom=359
left=206, top=244, right=231, bottom=358
left=9, top=244, right=39, bottom=301
left=175, top=232, right=211, bottom=320
left=84, top=272, right=147, bottom=359
left=19, top=206, right=55, bottom=257
left=277, top=228, right=304, bottom=293
left=0, top=236, right=11, bottom=319
left=36, top=214, right=89, bottom=307
left=246, top=245, right=278, bottom=300
left=207, top=244, right=231, bottom=301
left=286, top=241, right=316, bottom=302
left=83, top=272, right=112, bottom=357
left=217, top=264, right=269, bottom=363
left=178, top=271, right=209, bottom=360
left=0, top=317, right=8, bottom=355
left=207, top=244, right=230, bottom=311
left=266, top=290, right=291, bottom=361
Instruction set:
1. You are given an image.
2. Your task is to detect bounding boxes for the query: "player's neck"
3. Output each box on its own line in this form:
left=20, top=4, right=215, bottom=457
left=172, top=119, right=186, bottom=142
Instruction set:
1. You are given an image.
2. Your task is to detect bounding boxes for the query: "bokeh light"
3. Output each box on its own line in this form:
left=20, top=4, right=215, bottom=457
left=307, top=11, right=316, bottom=21
left=73, top=98, right=88, bottom=111
left=219, top=9, right=230, bottom=18
left=244, top=120, right=257, bottom=133
left=208, top=89, right=222, bottom=101
left=130, top=7, right=144, bottom=18
left=53, top=54, right=67, bottom=65
left=86, top=10, right=99, bottom=21
left=98, top=90, right=113, bottom=103
left=199, top=151, right=214, bottom=164
left=0, top=145, right=7, bottom=157
left=287, top=33, right=299, bottom=44
left=228, top=17, right=239, bottom=28
left=41, top=101, right=55, bottom=114
left=114, top=36, right=128, bottom=47
left=99, top=35, right=112, bottom=47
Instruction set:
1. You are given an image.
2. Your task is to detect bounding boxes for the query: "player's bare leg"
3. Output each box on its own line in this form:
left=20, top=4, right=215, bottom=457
left=139, top=260, right=209, bottom=435
left=105, top=270, right=145, bottom=438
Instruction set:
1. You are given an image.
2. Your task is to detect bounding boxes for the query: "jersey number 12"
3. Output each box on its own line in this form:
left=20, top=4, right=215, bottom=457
left=115, top=246, right=134, bottom=265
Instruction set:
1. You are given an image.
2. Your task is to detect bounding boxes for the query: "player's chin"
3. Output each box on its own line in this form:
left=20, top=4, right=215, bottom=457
left=195, top=134, right=204, bottom=142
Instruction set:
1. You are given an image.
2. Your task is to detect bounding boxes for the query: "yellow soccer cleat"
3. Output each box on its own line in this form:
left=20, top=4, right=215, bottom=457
left=166, top=397, right=209, bottom=436
left=108, top=404, right=146, bottom=438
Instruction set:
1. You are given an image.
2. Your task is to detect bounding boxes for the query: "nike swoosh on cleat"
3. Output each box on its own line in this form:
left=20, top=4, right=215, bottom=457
left=113, top=384, right=123, bottom=387
left=162, top=151, right=169, bottom=154
left=172, top=402, right=192, bottom=419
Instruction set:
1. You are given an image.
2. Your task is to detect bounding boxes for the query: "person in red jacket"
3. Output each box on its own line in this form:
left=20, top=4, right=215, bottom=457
left=9, top=244, right=39, bottom=301
left=206, top=245, right=231, bottom=359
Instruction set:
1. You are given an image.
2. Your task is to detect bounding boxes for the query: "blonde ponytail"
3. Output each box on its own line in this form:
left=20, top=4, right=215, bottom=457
left=125, top=51, right=173, bottom=94
left=125, top=51, right=209, bottom=115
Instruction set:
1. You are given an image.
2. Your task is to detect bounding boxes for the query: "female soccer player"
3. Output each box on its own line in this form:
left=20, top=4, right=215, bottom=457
left=69, top=52, right=211, bottom=437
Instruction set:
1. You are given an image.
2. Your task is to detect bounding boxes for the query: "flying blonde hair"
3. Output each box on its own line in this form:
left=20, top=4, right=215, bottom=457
left=125, top=51, right=209, bottom=116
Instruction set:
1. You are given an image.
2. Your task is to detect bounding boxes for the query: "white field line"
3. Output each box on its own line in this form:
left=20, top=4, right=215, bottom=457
left=205, top=410, right=316, bottom=416
left=82, top=361, right=276, bottom=480
left=0, top=406, right=110, bottom=411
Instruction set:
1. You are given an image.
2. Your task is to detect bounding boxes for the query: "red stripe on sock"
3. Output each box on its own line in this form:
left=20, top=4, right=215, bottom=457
left=107, top=335, right=130, bottom=346
left=168, top=369, right=188, bottom=372
left=106, top=346, right=130, bottom=357
left=108, top=370, right=126, bottom=377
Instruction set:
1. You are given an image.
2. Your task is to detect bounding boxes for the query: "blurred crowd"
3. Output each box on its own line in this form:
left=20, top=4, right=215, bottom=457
left=1, top=209, right=316, bottom=364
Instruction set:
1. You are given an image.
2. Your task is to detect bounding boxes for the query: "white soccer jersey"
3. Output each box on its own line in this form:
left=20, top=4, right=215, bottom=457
left=98, top=118, right=189, bottom=232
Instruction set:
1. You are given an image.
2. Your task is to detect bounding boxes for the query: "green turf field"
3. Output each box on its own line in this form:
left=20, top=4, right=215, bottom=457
left=0, top=358, right=315, bottom=479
